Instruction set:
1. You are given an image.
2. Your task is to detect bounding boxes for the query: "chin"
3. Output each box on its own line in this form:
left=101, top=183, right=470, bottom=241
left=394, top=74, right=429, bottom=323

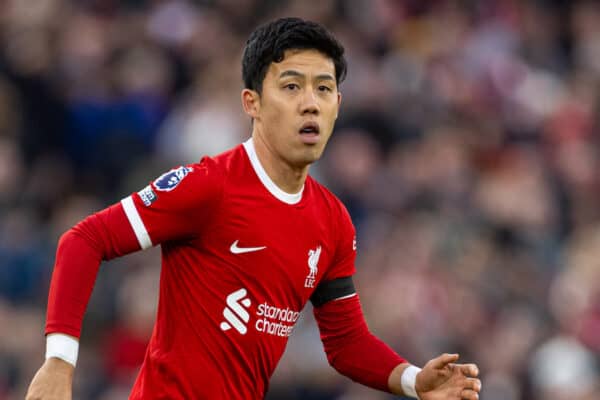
left=288, top=152, right=320, bottom=168
left=303, top=149, right=325, bottom=164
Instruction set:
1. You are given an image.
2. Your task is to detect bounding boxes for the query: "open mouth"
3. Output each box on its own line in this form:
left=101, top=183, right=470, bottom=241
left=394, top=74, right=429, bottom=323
left=299, top=122, right=320, bottom=135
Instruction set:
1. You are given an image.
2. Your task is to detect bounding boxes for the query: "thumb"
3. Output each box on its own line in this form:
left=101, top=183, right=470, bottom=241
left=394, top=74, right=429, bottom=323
left=431, top=353, right=460, bottom=369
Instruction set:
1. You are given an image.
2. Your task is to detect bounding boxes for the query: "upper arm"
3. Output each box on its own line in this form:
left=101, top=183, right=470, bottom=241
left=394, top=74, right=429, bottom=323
left=121, top=158, right=224, bottom=249
left=310, top=276, right=356, bottom=307
left=45, top=159, right=224, bottom=338
left=311, top=200, right=357, bottom=307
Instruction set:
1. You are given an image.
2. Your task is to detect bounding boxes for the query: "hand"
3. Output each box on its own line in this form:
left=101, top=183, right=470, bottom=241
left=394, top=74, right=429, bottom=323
left=415, top=353, right=481, bottom=400
left=25, top=358, right=74, bottom=400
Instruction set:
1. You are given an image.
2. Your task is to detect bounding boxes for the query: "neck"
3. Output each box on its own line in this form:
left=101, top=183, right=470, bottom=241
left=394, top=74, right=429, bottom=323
left=251, top=132, right=308, bottom=195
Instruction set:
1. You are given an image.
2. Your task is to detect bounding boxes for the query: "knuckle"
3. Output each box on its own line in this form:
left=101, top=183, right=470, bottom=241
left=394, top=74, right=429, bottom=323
left=460, top=389, right=478, bottom=400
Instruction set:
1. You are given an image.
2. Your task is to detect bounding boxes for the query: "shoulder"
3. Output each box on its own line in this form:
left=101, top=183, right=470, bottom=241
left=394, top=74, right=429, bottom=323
left=209, top=143, right=246, bottom=174
left=148, top=145, right=246, bottom=204
left=306, top=176, right=352, bottom=222
left=184, top=143, right=246, bottom=185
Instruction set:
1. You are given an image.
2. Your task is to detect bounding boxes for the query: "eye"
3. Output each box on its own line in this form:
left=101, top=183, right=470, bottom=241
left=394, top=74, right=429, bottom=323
left=318, top=85, right=333, bottom=92
left=284, top=83, right=299, bottom=91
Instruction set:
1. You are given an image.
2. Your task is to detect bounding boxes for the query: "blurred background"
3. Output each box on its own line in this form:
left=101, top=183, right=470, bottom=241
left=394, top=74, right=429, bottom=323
left=1, top=0, right=599, bottom=399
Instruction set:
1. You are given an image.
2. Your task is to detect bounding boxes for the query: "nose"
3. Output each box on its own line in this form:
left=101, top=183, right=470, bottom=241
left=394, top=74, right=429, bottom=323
left=300, top=88, right=319, bottom=115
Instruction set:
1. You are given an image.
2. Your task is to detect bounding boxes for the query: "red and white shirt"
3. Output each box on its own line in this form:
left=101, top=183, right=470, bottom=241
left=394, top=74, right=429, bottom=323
left=47, top=138, right=408, bottom=399
left=125, top=138, right=357, bottom=398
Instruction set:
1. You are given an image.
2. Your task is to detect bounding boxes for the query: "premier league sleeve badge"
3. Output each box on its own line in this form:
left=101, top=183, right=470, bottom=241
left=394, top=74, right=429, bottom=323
left=152, top=166, right=193, bottom=192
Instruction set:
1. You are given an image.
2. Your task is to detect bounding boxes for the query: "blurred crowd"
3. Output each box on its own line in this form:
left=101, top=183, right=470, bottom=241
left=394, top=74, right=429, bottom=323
left=1, top=0, right=599, bottom=399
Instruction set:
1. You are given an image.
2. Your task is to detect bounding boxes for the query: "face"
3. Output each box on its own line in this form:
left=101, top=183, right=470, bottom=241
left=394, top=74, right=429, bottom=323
left=243, top=49, right=342, bottom=168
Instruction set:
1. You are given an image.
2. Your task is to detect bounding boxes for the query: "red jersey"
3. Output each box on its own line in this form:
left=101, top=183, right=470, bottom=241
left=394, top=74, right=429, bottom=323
left=46, top=138, right=405, bottom=399
left=123, top=139, right=356, bottom=398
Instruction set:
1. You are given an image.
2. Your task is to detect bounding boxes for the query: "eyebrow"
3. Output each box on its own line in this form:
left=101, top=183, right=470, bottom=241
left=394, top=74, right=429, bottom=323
left=279, top=70, right=335, bottom=81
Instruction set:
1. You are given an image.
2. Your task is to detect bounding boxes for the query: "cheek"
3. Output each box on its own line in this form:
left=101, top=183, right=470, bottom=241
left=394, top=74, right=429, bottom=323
left=324, top=106, right=339, bottom=127
left=265, top=109, right=287, bottom=135
left=263, top=97, right=289, bottom=122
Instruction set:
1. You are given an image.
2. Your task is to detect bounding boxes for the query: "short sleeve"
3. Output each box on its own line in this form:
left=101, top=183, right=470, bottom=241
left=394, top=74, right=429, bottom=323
left=322, top=201, right=357, bottom=282
left=121, top=157, right=223, bottom=249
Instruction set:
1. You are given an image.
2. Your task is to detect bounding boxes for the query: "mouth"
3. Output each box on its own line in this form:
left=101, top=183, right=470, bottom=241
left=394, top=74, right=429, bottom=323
left=299, top=121, right=320, bottom=144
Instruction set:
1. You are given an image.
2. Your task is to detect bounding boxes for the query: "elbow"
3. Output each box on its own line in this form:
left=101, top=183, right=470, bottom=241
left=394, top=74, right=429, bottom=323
left=328, top=357, right=348, bottom=377
left=325, top=349, right=338, bottom=370
left=322, top=337, right=353, bottom=374
left=58, top=218, right=105, bottom=257
left=57, top=228, right=74, bottom=247
left=56, top=229, right=77, bottom=256
left=325, top=351, right=344, bottom=376
left=321, top=336, right=340, bottom=368
left=57, top=227, right=86, bottom=254
left=325, top=348, right=362, bottom=384
left=54, top=223, right=105, bottom=262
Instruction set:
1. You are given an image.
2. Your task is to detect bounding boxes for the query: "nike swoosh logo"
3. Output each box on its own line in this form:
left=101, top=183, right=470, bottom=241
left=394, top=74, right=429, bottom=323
left=230, top=240, right=267, bottom=254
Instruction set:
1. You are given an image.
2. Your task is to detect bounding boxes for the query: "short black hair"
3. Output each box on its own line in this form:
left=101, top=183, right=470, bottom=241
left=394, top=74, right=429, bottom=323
left=242, top=17, right=347, bottom=94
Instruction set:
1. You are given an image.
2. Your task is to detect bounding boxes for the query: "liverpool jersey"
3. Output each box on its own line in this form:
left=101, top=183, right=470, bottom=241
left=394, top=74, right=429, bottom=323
left=120, top=138, right=357, bottom=399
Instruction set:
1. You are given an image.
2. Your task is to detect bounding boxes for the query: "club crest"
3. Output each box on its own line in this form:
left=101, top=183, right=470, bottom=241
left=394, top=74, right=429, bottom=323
left=305, top=245, right=321, bottom=288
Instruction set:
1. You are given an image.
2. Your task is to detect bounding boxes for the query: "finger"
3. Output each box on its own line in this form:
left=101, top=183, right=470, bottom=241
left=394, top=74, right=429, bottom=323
left=459, top=363, right=479, bottom=377
left=431, top=353, right=460, bottom=369
left=461, top=389, right=479, bottom=400
left=464, top=377, right=482, bottom=392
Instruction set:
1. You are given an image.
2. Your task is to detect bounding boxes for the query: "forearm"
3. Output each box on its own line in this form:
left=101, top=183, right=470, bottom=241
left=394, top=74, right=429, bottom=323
left=327, top=330, right=406, bottom=392
left=314, top=295, right=408, bottom=392
left=46, top=228, right=104, bottom=338
left=325, top=332, right=420, bottom=397
left=46, top=204, right=140, bottom=355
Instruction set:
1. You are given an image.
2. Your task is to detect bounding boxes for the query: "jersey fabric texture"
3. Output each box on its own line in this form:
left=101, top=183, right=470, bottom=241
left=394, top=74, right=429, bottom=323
left=45, top=138, right=405, bottom=399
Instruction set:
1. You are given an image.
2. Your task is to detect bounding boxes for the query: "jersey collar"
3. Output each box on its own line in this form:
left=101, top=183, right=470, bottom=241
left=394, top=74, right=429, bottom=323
left=243, top=138, right=304, bottom=205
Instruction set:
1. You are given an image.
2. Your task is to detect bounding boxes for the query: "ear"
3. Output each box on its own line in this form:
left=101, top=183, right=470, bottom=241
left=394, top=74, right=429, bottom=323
left=241, top=89, right=261, bottom=119
left=335, top=91, right=342, bottom=119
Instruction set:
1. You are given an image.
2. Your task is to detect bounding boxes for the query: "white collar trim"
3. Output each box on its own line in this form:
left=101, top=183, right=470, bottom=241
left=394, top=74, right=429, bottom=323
left=243, top=138, right=304, bottom=205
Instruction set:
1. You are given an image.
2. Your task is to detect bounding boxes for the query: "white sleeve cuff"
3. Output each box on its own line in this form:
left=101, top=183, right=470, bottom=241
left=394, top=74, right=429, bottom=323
left=46, top=333, right=79, bottom=367
left=401, top=365, right=422, bottom=399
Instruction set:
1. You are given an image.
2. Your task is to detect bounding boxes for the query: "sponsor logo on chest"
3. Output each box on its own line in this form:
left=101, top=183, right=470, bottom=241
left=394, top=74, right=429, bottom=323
left=220, top=288, right=300, bottom=337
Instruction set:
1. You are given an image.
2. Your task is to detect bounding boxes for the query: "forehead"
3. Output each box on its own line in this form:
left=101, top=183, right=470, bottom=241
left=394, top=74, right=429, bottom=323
left=266, top=49, right=335, bottom=79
